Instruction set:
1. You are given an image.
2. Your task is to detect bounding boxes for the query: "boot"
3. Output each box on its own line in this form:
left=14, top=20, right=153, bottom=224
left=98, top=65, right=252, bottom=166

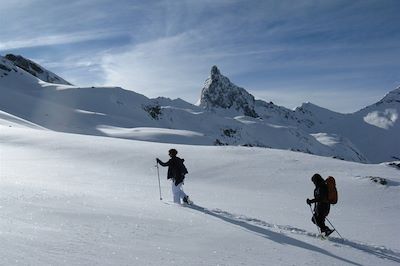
left=183, top=196, right=192, bottom=205
left=323, top=228, right=335, bottom=237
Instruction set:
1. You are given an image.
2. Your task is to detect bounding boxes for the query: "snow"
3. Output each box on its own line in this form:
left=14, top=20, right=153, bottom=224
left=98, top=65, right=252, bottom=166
left=1, top=55, right=400, bottom=265
left=0, top=122, right=399, bottom=265
left=97, top=126, right=209, bottom=144
left=1, top=57, right=399, bottom=163
left=311, top=133, right=367, bottom=162
left=0, top=111, right=45, bottom=129
left=4, top=54, right=72, bottom=86
left=363, top=109, right=398, bottom=129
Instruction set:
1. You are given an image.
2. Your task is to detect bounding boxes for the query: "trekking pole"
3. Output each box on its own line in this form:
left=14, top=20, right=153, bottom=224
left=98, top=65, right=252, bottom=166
left=155, top=160, right=162, bottom=200
left=326, top=217, right=344, bottom=240
left=309, top=204, right=321, bottom=235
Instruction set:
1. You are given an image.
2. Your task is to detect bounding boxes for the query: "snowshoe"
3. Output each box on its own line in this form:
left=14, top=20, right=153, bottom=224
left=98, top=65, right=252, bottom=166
left=324, top=228, right=335, bottom=237
left=183, top=196, right=193, bottom=205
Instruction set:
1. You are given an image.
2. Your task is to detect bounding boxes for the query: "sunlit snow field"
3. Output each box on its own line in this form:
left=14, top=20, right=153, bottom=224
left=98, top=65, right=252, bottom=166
left=1, top=123, right=399, bottom=265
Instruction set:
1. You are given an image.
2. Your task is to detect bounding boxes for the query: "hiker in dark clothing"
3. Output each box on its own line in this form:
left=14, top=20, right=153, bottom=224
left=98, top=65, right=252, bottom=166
left=307, top=173, right=334, bottom=236
left=156, top=149, right=191, bottom=204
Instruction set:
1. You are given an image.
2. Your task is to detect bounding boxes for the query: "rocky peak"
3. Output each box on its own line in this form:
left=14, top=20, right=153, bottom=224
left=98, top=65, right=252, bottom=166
left=199, top=66, right=258, bottom=118
left=210, top=65, right=221, bottom=79
left=5, top=54, right=71, bottom=85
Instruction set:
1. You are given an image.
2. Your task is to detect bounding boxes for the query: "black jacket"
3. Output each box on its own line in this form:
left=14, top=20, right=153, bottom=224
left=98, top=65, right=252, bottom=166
left=313, top=184, right=329, bottom=204
left=158, top=156, right=188, bottom=185
left=312, top=183, right=330, bottom=215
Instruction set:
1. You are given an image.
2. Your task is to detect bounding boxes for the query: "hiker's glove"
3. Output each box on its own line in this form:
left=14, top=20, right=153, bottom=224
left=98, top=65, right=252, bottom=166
left=306, top=198, right=312, bottom=205
left=156, top=158, right=161, bottom=164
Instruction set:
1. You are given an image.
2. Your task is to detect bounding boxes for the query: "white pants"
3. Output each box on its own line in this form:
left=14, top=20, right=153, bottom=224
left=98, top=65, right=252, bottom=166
left=172, top=182, right=187, bottom=204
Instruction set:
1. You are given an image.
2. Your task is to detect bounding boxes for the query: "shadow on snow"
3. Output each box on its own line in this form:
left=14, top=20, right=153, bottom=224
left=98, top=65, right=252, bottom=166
left=184, top=203, right=400, bottom=265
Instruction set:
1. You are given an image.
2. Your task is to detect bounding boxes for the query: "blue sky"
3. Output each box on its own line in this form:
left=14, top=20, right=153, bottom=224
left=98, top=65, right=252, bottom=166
left=1, top=0, right=399, bottom=112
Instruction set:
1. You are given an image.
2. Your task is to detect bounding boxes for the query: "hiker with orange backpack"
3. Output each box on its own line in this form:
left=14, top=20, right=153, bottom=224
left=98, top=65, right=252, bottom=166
left=307, top=173, right=335, bottom=236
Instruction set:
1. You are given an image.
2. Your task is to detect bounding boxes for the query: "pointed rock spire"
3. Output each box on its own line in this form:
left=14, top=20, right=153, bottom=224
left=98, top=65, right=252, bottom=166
left=210, top=65, right=221, bottom=80
left=199, top=66, right=259, bottom=118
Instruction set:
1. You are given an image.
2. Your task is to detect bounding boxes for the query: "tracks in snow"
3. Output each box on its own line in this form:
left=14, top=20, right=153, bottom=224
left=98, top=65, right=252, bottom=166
left=183, top=203, right=400, bottom=263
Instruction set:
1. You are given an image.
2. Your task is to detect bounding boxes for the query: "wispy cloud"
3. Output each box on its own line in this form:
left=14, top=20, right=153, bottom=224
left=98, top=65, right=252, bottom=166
left=2, top=0, right=399, bottom=113
left=98, top=0, right=400, bottom=110
left=101, top=32, right=212, bottom=101
left=0, top=31, right=125, bottom=51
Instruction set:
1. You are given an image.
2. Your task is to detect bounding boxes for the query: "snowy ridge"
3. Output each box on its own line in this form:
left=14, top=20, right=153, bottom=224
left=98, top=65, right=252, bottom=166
left=0, top=55, right=399, bottom=163
left=0, top=56, right=18, bottom=76
left=293, top=87, right=400, bottom=163
left=376, top=86, right=400, bottom=105
left=4, top=54, right=71, bottom=85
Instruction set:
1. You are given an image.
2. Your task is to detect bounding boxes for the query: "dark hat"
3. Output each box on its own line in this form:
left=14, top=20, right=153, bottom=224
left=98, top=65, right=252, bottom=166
left=168, top=149, right=178, bottom=156
left=311, top=173, right=324, bottom=185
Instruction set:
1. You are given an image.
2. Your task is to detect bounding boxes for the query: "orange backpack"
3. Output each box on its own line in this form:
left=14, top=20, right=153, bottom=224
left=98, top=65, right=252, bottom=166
left=326, top=176, right=338, bottom=204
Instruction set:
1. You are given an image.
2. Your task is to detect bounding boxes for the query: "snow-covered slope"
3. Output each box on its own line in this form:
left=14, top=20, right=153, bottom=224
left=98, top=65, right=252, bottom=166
left=294, top=88, right=400, bottom=163
left=4, top=54, right=71, bottom=85
left=0, top=123, right=399, bottom=265
left=1, top=55, right=398, bottom=163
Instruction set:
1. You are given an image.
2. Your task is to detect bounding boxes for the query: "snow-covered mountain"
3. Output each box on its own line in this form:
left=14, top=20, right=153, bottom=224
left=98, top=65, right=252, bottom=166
left=0, top=54, right=398, bottom=163
left=4, top=54, right=71, bottom=85
left=293, top=88, right=400, bottom=163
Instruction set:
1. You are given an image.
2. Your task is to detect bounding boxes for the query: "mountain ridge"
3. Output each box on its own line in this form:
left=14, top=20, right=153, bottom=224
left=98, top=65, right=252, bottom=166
left=4, top=54, right=72, bottom=85
left=0, top=54, right=398, bottom=163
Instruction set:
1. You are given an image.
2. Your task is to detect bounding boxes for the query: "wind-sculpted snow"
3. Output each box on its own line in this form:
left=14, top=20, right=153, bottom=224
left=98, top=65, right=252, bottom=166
left=96, top=126, right=210, bottom=144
